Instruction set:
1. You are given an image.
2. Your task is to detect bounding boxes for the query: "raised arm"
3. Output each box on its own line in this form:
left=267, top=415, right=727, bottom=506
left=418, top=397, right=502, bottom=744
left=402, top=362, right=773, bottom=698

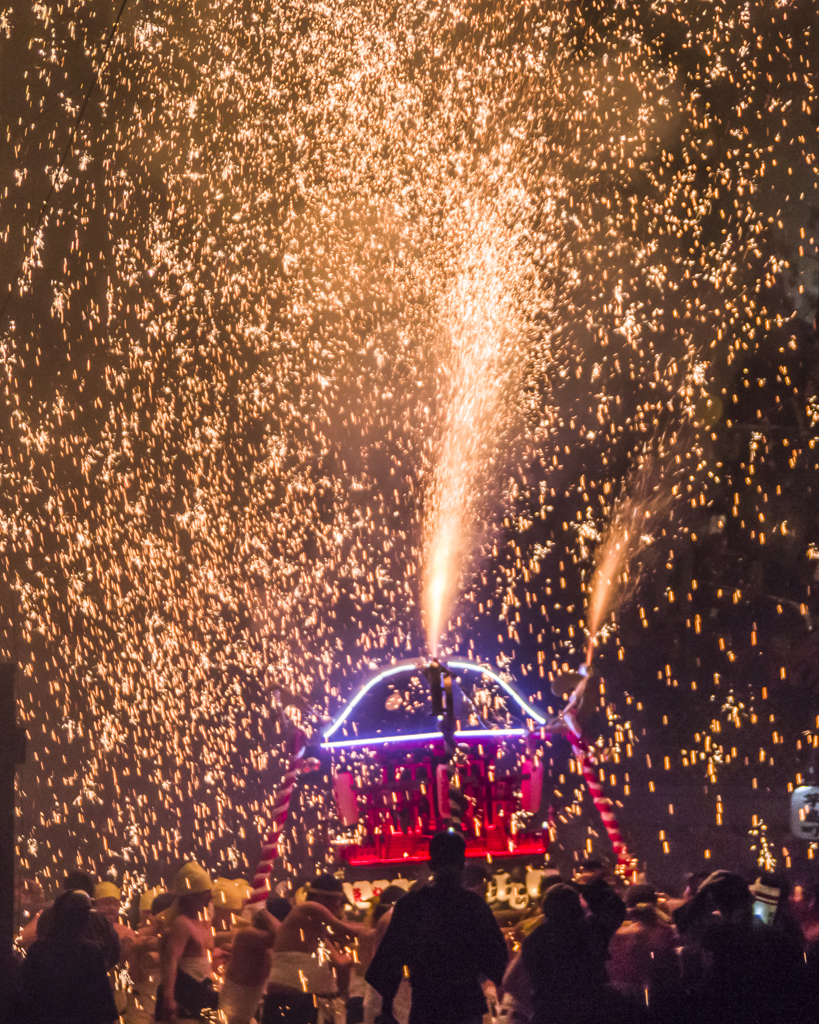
left=301, top=900, right=371, bottom=941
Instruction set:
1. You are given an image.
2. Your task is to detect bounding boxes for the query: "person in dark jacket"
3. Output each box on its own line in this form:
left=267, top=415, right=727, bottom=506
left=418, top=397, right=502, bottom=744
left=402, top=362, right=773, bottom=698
left=16, top=889, right=119, bottom=1024
left=675, top=870, right=809, bottom=1024
left=23, top=869, right=121, bottom=970
left=366, top=830, right=508, bottom=1024
left=516, top=883, right=630, bottom=1024
left=0, top=948, right=21, bottom=1024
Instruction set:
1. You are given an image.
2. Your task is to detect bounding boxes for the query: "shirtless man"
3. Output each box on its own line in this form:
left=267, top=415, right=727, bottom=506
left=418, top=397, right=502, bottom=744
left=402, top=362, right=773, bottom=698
left=262, top=875, right=369, bottom=1024
left=221, top=919, right=273, bottom=1024
left=215, top=892, right=290, bottom=1024
left=157, top=862, right=218, bottom=1024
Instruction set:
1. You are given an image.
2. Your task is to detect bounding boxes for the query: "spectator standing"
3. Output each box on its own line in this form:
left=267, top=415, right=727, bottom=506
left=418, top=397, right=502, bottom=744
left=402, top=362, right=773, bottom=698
left=675, top=870, right=808, bottom=1024
left=607, top=884, right=679, bottom=1019
left=21, top=869, right=121, bottom=970
left=514, top=871, right=564, bottom=944
left=0, top=948, right=20, bottom=1024
left=366, top=830, right=508, bottom=1024
left=510, top=883, right=622, bottom=1024
left=16, top=889, right=119, bottom=1024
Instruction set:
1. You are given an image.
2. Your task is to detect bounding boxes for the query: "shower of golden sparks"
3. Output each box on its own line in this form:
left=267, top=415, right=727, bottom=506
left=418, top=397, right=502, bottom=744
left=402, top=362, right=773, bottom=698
left=584, top=450, right=678, bottom=665
left=0, top=0, right=816, bottom=880
left=423, top=195, right=533, bottom=656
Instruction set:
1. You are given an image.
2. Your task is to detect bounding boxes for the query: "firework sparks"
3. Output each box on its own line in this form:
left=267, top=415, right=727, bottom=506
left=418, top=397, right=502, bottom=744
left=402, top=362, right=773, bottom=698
left=0, top=0, right=816, bottom=882
left=585, top=451, right=678, bottom=665
left=423, top=199, right=531, bottom=656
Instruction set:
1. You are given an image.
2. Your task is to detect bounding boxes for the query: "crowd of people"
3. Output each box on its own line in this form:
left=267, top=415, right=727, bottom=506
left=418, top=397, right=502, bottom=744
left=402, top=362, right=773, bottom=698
left=3, top=832, right=819, bottom=1024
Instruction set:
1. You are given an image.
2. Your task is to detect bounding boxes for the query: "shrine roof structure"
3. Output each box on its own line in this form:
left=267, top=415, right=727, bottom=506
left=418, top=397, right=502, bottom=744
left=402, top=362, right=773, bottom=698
left=321, top=656, right=548, bottom=751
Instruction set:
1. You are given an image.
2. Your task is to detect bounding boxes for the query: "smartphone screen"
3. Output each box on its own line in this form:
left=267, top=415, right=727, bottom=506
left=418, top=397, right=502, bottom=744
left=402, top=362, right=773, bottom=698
left=753, top=899, right=776, bottom=925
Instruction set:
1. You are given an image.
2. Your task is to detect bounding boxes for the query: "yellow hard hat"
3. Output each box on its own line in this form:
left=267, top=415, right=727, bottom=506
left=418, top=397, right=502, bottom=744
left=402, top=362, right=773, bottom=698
left=233, top=879, right=252, bottom=904
left=139, top=887, right=162, bottom=912
left=172, top=862, right=212, bottom=897
left=95, top=882, right=121, bottom=901
left=212, top=877, right=243, bottom=912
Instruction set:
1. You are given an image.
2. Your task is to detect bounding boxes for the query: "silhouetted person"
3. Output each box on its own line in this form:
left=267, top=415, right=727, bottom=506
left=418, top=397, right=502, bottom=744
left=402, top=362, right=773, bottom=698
left=675, top=870, right=808, bottom=1024
left=366, top=830, right=508, bottom=1024
left=24, top=869, right=121, bottom=970
left=515, top=883, right=627, bottom=1024
left=0, top=949, right=20, bottom=1024
left=608, top=884, right=679, bottom=1021
left=16, top=889, right=119, bottom=1024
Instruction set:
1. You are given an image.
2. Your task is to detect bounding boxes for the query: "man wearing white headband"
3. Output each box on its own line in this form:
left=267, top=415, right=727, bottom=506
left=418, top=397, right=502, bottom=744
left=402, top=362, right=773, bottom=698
left=262, top=874, right=369, bottom=1024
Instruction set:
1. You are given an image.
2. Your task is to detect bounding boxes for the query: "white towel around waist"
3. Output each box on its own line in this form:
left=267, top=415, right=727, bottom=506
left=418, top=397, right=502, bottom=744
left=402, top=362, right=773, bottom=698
left=220, top=977, right=265, bottom=1022
left=268, top=950, right=336, bottom=996
left=178, top=955, right=213, bottom=983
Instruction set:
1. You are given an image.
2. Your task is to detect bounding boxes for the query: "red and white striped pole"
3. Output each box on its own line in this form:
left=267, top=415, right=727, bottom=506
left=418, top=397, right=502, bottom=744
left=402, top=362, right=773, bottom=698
left=248, top=731, right=314, bottom=907
left=571, top=738, right=630, bottom=866
left=551, top=670, right=631, bottom=868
